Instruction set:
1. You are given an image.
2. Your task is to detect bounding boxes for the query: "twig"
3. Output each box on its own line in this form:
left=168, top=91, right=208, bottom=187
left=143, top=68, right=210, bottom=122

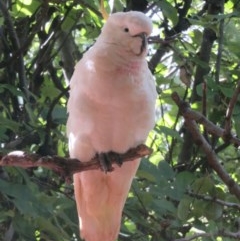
left=187, top=190, right=240, bottom=210
left=225, top=80, right=240, bottom=135
left=172, top=92, right=240, bottom=146
left=0, top=144, right=152, bottom=181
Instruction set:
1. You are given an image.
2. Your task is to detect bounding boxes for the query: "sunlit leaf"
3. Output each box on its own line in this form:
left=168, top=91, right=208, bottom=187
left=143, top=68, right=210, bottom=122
left=155, top=0, right=178, bottom=26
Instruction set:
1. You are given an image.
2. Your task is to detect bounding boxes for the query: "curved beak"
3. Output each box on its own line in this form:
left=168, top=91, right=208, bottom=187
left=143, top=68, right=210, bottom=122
left=134, top=32, right=147, bottom=55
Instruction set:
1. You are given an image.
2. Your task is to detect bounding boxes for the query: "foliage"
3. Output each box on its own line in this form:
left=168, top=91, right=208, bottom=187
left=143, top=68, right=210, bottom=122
left=0, top=0, right=240, bottom=240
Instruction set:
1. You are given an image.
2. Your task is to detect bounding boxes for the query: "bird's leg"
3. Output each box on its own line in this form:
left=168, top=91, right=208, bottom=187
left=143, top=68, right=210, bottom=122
left=98, top=152, right=123, bottom=173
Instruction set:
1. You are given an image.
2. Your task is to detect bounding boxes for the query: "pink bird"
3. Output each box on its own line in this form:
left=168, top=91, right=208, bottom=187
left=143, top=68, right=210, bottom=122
left=67, top=11, right=157, bottom=241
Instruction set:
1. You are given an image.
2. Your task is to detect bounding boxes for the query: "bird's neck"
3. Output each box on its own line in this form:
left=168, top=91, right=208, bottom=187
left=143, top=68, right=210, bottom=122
left=116, top=60, right=143, bottom=75
left=110, top=47, right=146, bottom=75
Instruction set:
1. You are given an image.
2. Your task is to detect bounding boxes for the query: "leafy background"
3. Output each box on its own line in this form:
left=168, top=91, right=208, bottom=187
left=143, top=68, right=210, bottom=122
left=0, top=0, right=240, bottom=240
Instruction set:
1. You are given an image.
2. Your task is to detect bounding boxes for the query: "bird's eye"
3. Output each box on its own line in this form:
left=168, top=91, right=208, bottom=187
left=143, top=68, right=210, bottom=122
left=124, top=27, right=129, bottom=32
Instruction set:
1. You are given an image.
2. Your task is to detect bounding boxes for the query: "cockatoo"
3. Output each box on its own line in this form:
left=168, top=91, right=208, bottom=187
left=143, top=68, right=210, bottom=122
left=67, top=11, right=157, bottom=241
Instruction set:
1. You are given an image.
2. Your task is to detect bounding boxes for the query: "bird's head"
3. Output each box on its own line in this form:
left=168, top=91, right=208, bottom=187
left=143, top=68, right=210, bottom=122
left=99, top=11, right=152, bottom=57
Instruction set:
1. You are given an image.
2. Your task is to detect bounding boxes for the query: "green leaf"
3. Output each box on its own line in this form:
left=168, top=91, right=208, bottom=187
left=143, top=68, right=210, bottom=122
left=0, top=84, right=24, bottom=97
left=155, top=125, right=182, bottom=141
left=191, top=176, right=214, bottom=194
left=12, top=213, right=36, bottom=240
left=158, top=161, right=175, bottom=179
left=175, top=171, right=195, bottom=190
left=172, top=172, right=195, bottom=200
left=0, top=115, right=21, bottom=132
left=192, top=199, right=207, bottom=218
left=155, top=0, right=178, bottom=26
left=138, top=159, right=161, bottom=183
left=36, top=216, right=70, bottom=240
left=52, top=105, right=67, bottom=124
left=177, top=197, right=192, bottom=221
left=137, top=169, right=156, bottom=182
left=124, top=219, right=136, bottom=233
left=219, top=86, right=234, bottom=98
left=13, top=0, right=41, bottom=17
left=61, top=8, right=82, bottom=31
left=234, top=114, right=240, bottom=137
left=204, top=202, right=223, bottom=220
left=153, top=199, right=176, bottom=214
left=0, top=179, right=48, bottom=217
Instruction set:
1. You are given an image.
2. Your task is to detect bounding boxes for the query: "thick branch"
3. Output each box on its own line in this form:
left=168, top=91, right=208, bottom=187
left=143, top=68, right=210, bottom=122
left=0, top=144, right=152, bottom=180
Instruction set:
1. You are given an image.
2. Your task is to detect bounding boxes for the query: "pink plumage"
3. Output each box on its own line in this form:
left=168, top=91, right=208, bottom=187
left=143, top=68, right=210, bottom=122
left=67, top=11, right=156, bottom=241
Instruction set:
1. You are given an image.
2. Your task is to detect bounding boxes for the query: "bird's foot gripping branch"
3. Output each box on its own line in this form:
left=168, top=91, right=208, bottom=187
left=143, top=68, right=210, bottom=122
left=98, top=151, right=124, bottom=173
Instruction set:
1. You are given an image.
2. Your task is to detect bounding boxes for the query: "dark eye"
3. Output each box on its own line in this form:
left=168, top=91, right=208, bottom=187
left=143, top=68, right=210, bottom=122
left=124, top=27, right=129, bottom=32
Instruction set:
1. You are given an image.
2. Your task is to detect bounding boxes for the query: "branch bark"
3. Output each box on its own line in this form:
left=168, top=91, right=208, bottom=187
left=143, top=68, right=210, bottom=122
left=0, top=144, right=152, bottom=181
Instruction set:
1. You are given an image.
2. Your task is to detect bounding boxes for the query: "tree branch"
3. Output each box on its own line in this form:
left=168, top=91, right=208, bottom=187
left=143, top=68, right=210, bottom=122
left=185, top=119, right=240, bottom=200
left=172, top=92, right=240, bottom=146
left=0, top=144, right=152, bottom=181
left=225, top=80, right=240, bottom=135
left=187, top=190, right=240, bottom=210
left=172, top=92, right=240, bottom=200
left=178, top=0, right=223, bottom=166
left=0, top=0, right=29, bottom=100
